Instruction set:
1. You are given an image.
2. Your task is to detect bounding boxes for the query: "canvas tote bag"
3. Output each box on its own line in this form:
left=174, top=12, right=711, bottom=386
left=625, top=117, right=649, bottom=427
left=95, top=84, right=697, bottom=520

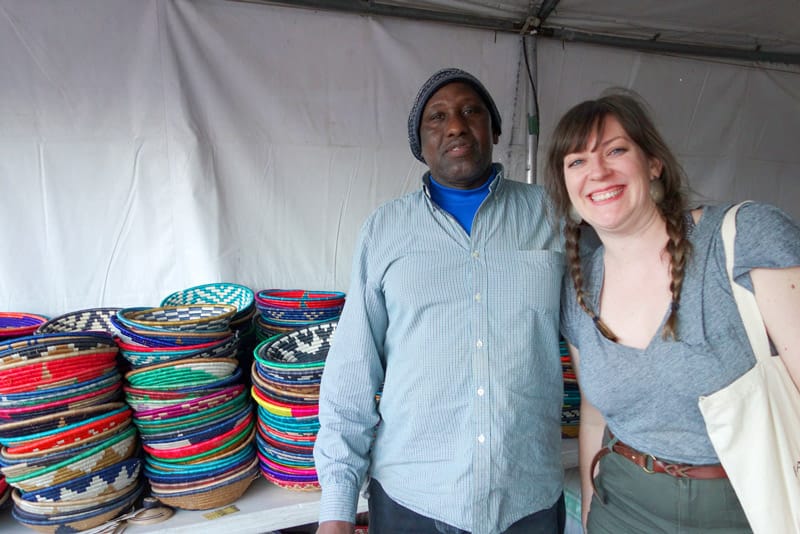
left=698, top=202, right=800, bottom=533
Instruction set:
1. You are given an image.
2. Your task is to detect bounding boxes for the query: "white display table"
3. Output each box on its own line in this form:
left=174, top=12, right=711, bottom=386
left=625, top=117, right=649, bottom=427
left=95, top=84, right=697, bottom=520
left=0, top=439, right=578, bottom=533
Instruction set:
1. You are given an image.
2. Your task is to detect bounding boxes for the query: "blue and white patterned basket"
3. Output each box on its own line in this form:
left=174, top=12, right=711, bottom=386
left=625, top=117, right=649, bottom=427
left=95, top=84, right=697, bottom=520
left=161, top=283, right=255, bottom=319
left=36, top=308, right=122, bottom=335
left=117, top=305, right=237, bottom=333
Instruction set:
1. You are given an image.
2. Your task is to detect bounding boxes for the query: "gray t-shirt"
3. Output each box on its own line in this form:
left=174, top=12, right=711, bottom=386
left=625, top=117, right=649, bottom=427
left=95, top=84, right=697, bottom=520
left=562, top=202, right=800, bottom=464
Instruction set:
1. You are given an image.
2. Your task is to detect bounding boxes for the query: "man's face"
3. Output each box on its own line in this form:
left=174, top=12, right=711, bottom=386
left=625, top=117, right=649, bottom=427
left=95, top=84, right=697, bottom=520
left=419, top=82, right=498, bottom=189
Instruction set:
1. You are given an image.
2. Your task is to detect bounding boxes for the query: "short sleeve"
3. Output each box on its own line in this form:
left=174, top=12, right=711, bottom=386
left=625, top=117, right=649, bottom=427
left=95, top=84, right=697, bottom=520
left=732, top=202, right=800, bottom=290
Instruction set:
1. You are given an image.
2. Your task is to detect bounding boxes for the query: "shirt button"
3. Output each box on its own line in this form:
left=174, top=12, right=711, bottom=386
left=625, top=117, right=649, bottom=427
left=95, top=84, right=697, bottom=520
left=476, top=339, right=483, bottom=348
left=477, top=387, right=485, bottom=396
left=477, top=434, right=485, bottom=443
left=474, top=292, right=481, bottom=302
left=471, top=251, right=480, bottom=258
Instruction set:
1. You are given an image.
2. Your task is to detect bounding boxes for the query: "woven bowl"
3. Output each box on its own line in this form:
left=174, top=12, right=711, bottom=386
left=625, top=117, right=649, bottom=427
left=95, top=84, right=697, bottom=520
left=11, top=481, right=142, bottom=533
left=2, top=405, right=131, bottom=453
left=118, top=334, right=238, bottom=368
left=35, top=308, right=121, bottom=335
left=0, top=332, right=116, bottom=367
left=0, top=349, right=118, bottom=396
left=0, top=313, right=49, bottom=339
left=144, top=427, right=255, bottom=473
left=3, top=426, right=137, bottom=491
left=0, top=421, right=133, bottom=476
left=144, top=443, right=255, bottom=482
left=161, top=283, right=255, bottom=318
left=151, top=459, right=259, bottom=510
left=125, top=358, right=239, bottom=389
left=255, top=321, right=336, bottom=366
left=117, top=305, right=237, bottom=333
left=133, top=384, right=245, bottom=422
left=20, top=457, right=141, bottom=503
left=255, top=290, right=345, bottom=310
left=140, top=402, right=252, bottom=447
left=0, top=380, right=122, bottom=423
left=12, top=477, right=139, bottom=515
left=0, top=402, right=127, bottom=442
left=143, top=414, right=254, bottom=459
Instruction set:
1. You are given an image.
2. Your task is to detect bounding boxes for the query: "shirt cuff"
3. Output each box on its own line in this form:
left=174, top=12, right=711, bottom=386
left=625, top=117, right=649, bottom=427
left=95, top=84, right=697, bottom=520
left=318, top=482, right=361, bottom=523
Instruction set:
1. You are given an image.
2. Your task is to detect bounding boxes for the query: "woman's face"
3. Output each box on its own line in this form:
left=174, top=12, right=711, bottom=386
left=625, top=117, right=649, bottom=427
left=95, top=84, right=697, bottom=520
left=562, top=115, right=663, bottom=236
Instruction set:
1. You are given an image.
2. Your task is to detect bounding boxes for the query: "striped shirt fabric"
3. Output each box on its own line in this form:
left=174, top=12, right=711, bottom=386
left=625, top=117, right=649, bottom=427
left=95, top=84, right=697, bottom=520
left=314, top=165, right=565, bottom=533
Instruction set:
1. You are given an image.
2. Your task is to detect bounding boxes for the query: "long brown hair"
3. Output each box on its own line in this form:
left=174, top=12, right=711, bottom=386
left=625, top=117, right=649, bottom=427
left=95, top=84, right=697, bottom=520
left=544, top=91, right=691, bottom=341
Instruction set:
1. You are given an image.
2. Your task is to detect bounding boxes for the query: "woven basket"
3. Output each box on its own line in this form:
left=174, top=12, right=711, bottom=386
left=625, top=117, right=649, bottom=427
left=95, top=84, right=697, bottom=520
left=161, top=283, right=255, bottom=318
left=0, top=368, right=121, bottom=409
left=0, top=313, right=49, bottom=339
left=141, top=400, right=251, bottom=443
left=143, top=415, right=254, bottom=459
left=2, top=405, right=131, bottom=452
left=255, top=290, right=345, bottom=310
left=0, top=380, right=122, bottom=423
left=12, top=477, right=138, bottom=515
left=20, top=457, right=141, bottom=503
left=118, top=305, right=237, bottom=333
left=145, top=443, right=255, bottom=482
left=125, top=358, right=238, bottom=388
left=118, top=334, right=238, bottom=368
left=11, top=481, right=142, bottom=533
left=0, top=333, right=116, bottom=367
left=144, top=427, right=255, bottom=472
left=260, top=468, right=320, bottom=492
left=133, top=384, right=245, bottom=422
left=3, top=426, right=137, bottom=491
left=141, top=404, right=252, bottom=450
left=35, top=308, right=121, bottom=336
left=151, top=460, right=258, bottom=510
left=134, top=388, right=248, bottom=434
left=0, top=402, right=126, bottom=440
left=0, top=420, right=133, bottom=474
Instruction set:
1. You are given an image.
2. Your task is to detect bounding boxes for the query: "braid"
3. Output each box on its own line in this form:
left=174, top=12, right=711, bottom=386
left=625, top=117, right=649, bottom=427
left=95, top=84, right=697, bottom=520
left=566, top=222, right=618, bottom=342
left=661, top=206, right=691, bottom=340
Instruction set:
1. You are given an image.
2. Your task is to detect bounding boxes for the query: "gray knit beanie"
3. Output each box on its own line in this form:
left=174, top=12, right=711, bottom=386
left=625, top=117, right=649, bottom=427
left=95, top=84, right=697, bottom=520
left=407, top=68, right=502, bottom=163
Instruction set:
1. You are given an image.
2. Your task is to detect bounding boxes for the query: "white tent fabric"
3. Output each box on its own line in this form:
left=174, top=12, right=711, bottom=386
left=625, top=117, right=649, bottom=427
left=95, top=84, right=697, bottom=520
left=1, top=0, right=798, bottom=315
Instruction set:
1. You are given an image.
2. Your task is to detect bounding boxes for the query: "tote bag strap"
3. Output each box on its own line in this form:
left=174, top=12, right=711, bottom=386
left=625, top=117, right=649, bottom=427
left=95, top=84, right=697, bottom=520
left=721, top=202, right=772, bottom=362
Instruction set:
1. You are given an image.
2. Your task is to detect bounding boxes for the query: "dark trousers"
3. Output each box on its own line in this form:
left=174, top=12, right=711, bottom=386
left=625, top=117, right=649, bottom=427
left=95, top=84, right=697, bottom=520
left=367, top=478, right=565, bottom=534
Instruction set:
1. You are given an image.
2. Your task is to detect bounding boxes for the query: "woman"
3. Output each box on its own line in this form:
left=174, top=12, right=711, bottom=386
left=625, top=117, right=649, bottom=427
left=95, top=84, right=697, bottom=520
left=544, top=92, right=800, bottom=533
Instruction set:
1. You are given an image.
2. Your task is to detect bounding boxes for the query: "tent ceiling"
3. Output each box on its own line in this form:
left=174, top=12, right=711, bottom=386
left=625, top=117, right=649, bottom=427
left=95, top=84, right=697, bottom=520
left=233, top=0, right=800, bottom=64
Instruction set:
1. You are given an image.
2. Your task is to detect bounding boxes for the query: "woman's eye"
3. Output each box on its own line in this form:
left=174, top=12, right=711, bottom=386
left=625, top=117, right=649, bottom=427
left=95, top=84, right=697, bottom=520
left=566, top=158, right=584, bottom=168
left=609, top=146, right=627, bottom=156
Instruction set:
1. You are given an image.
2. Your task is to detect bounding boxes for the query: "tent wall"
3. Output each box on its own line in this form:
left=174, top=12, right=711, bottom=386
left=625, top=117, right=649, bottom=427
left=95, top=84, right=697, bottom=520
left=535, top=39, right=800, bottom=214
left=1, top=0, right=798, bottom=315
left=0, top=0, right=521, bottom=315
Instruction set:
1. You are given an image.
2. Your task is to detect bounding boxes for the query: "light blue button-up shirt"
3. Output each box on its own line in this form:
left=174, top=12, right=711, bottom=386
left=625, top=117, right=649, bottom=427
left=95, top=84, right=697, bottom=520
left=314, top=165, right=565, bottom=534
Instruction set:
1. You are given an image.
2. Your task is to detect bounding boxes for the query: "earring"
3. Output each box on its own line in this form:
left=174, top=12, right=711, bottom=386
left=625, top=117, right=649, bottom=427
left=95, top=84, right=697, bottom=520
left=568, top=204, right=582, bottom=224
left=649, top=178, right=665, bottom=204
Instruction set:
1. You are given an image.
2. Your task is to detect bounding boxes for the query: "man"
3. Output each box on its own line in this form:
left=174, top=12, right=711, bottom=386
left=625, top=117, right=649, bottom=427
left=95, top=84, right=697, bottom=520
left=314, top=68, right=565, bottom=534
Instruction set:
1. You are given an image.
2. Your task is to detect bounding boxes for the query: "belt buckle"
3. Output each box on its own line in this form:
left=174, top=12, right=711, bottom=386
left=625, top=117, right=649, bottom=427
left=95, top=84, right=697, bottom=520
left=641, top=454, right=657, bottom=474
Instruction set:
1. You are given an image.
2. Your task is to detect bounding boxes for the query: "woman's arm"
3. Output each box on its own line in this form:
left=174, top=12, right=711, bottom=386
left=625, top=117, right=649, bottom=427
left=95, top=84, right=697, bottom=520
left=751, top=266, right=800, bottom=389
left=570, top=343, right=607, bottom=530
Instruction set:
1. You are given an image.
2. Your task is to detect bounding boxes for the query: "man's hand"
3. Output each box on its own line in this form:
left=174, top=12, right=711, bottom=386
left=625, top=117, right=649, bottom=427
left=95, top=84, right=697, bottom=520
left=316, top=520, right=355, bottom=534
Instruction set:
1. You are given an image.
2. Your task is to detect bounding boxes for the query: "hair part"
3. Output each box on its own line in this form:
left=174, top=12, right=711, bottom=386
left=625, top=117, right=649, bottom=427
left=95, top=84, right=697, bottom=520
left=544, top=90, right=691, bottom=341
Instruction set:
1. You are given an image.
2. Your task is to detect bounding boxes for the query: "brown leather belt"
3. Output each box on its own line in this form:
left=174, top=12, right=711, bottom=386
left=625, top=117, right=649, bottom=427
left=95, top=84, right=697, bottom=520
left=590, top=438, right=727, bottom=504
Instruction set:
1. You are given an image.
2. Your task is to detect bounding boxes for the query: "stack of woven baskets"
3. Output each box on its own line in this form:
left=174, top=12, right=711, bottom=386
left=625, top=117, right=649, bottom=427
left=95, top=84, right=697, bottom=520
left=251, top=320, right=337, bottom=491
left=253, top=290, right=345, bottom=342
left=560, top=338, right=580, bottom=439
left=117, top=301, right=258, bottom=510
left=0, top=331, right=141, bottom=532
